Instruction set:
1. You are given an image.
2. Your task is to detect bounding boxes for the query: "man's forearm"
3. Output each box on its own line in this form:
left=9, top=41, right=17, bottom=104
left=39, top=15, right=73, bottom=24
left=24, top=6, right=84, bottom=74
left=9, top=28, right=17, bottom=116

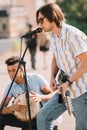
left=40, top=91, right=57, bottom=101
left=1, top=106, right=14, bottom=114
left=51, top=57, right=59, bottom=79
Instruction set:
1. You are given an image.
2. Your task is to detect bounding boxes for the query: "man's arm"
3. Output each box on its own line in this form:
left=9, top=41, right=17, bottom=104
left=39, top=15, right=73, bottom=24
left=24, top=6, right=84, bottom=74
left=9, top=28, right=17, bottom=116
left=1, top=104, right=26, bottom=114
left=50, top=53, right=59, bottom=90
left=0, top=97, right=12, bottom=114
left=58, top=52, right=87, bottom=93
left=69, top=52, right=87, bottom=83
left=0, top=97, right=26, bottom=114
left=51, top=53, right=59, bottom=79
left=39, top=91, right=57, bottom=101
left=30, top=87, right=57, bottom=102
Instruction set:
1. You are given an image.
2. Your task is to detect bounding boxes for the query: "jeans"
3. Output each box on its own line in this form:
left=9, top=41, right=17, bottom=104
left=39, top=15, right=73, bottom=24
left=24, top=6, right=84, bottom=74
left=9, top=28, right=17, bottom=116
left=37, top=92, right=87, bottom=130
left=0, top=114, right=37, bottom=130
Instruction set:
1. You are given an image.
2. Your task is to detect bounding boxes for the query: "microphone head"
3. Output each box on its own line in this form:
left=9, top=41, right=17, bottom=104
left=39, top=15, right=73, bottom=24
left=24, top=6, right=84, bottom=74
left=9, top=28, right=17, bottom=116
left=21, top=27, right=42, bottom=39
left=37, top=27, right=42, bottom=33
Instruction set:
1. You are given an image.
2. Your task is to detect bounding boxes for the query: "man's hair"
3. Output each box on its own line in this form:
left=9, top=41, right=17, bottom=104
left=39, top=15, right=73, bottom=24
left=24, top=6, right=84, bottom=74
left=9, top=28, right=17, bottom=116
left=36, top=3, right=66, bottom=28
left=5, top=56, right=20, bottom=66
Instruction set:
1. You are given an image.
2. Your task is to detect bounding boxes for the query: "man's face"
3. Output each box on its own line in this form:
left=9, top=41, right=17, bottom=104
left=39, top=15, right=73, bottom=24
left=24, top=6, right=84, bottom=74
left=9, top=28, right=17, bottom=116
left=37, top=12, right=53, bottom=32
left=7, top=63, right=23, bottom=81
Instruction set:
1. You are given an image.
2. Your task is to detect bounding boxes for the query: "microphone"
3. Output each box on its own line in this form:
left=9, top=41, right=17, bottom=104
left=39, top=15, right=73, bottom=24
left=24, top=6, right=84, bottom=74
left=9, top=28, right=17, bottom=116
left=21, top=27, right=42, bottom=39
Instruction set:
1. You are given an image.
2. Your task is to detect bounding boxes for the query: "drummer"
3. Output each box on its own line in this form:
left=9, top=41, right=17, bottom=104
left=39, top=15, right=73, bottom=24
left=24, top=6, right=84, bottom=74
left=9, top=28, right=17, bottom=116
left=0, top=56, right=57, bottom=130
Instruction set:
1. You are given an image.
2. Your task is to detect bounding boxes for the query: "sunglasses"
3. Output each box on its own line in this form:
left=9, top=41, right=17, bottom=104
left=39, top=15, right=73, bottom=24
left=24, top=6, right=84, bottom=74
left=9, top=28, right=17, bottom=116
left=38, top=16, right=46, bottom=24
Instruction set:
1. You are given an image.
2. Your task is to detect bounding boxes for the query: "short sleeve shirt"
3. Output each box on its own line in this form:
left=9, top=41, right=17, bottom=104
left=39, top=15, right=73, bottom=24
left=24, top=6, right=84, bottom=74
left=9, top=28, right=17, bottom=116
left=4, top=73, right=49, bottom=105
left=50, top=22, right=87, bottom=98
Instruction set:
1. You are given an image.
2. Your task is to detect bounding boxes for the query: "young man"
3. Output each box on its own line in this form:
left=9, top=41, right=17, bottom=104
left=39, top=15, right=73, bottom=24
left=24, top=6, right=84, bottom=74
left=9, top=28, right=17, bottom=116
left=36, top=3, right=87, bottom=130
left=0, top=56, right=56, bottom=130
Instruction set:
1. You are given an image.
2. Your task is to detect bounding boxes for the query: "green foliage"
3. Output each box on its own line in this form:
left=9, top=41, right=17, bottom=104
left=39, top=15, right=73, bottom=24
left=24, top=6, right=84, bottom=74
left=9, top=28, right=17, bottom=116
left=67, top=20, right=87, bottom=34
left=56, top=0, right=87, bottom=34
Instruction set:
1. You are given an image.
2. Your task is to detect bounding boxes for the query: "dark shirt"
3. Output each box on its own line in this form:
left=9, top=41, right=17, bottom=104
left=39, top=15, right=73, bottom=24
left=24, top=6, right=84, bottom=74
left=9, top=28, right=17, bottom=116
left=26, top=33, right=37, bottom=49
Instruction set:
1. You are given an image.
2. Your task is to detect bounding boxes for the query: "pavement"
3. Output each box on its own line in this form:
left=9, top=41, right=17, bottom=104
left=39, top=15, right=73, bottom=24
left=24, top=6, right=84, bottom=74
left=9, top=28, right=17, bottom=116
left=0, top=41, right=75, bottom=130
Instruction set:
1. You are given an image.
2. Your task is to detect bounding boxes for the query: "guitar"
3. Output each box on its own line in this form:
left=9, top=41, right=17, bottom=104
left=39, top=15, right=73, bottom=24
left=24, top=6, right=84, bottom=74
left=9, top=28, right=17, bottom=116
left=58, top=70, right=73, bottom=116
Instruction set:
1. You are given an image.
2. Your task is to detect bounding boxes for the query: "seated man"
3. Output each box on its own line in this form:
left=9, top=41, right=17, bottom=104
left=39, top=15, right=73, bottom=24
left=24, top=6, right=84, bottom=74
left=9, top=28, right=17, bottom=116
left=0, top=56, right=58, bottom=130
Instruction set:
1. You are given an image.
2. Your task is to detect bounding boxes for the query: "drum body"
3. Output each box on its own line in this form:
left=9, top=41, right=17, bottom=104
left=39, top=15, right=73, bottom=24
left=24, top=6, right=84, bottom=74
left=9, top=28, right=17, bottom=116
left=12, top=93, right=40, bottom=121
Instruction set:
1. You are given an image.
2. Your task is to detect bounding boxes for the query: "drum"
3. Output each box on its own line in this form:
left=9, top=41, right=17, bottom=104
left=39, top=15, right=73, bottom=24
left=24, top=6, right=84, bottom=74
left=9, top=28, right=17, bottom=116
left=12, top=93, right=40, bottom=121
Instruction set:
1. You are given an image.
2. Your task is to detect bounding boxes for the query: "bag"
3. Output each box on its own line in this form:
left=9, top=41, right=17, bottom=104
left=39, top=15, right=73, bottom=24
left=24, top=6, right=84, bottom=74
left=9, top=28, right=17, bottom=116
left=40, top=39, right=49, bottom=52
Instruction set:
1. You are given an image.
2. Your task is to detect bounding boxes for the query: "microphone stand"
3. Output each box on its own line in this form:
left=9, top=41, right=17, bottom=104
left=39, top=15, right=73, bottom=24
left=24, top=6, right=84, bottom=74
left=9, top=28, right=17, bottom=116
left=0, top=37, right=33, bottom=130
left=21, top=60, right=32, bottom=130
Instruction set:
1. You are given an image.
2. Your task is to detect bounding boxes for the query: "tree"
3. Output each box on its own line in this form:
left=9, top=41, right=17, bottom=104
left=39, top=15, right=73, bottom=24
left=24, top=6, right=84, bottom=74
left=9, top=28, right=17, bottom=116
left=56, top=0, right=87, bottom=34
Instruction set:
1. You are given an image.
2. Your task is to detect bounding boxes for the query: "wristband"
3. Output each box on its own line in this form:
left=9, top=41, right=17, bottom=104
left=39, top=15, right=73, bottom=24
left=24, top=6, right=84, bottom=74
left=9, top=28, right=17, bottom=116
left=66, top=79, right=73, bottom=86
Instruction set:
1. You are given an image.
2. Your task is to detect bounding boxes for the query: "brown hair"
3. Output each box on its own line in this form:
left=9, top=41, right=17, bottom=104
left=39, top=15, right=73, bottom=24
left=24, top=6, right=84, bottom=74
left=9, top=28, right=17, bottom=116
left=5, top=56, right=20, bottom=66
left=36, top=3, right=65, bottom=28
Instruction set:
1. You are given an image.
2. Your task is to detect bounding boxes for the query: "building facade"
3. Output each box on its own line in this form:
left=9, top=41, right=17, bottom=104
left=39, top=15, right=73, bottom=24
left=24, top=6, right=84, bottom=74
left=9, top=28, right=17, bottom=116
left=0, top=0, right=56, bottom=38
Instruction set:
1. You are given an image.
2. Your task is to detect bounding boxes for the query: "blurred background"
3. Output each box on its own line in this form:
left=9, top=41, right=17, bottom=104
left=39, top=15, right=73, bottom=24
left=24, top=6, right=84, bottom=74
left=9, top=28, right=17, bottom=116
left=0, top=0, right=86, bottom=53
left=0, top=0, right=86, bottom=52
left=0, top=0, right=86, bottom=39
left=0, top=0, right=87, bottom=129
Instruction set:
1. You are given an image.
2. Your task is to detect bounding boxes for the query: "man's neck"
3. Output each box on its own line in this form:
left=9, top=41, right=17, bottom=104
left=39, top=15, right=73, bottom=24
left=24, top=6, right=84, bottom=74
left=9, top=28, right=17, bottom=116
left=53, top=27, right=61, bottom=37
left=16, top=77, right=25, bottom=84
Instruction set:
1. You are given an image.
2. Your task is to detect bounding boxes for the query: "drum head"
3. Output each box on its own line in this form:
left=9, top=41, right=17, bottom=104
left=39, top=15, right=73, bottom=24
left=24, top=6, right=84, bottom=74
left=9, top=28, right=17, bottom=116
left=12, top=93, right=40, bottom=121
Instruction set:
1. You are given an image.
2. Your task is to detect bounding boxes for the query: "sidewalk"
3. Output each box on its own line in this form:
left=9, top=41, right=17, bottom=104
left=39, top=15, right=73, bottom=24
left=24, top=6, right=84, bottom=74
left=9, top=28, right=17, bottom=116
left=0, top=48, right=75, bottom=130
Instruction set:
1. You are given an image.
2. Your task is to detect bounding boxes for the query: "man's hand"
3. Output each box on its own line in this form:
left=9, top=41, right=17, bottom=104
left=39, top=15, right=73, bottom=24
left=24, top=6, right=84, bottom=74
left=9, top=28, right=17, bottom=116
left=30, top=91, right=41, bottom=103
left=50, top=78, right=57, bottom=91
left=57, top=82, right=69, bottom=94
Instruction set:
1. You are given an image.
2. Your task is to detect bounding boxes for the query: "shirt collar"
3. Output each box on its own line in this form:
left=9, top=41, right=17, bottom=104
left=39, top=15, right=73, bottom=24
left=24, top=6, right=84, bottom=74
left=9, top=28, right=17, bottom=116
left=52, top=22, right=67, bottom=40
left=60, top=22, right=67, bottom=40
